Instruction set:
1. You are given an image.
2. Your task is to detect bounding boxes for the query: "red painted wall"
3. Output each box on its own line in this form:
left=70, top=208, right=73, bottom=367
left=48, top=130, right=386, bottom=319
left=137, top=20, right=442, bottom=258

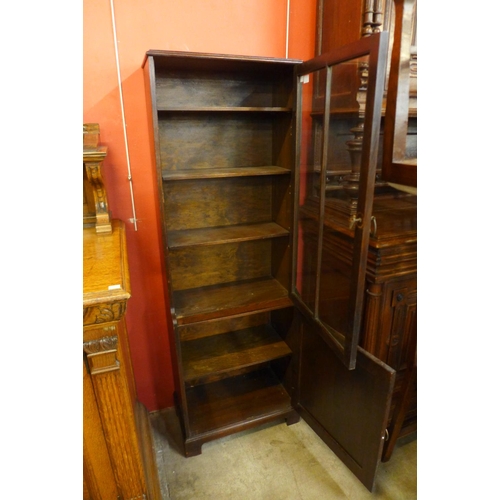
left=83, top=0, right=316, bottom=411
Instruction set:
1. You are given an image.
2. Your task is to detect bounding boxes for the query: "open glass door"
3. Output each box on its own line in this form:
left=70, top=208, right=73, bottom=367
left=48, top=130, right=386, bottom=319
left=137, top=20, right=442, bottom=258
left=292, top=32, right=389, bottom=370
left=292, top=33, right=398, bottom=492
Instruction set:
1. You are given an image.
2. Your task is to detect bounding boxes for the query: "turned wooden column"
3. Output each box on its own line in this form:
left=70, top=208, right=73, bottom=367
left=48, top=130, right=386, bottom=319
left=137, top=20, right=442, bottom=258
left=381, top=0, right=418, bottom=186
left=362, top=282, right=383, bottom=353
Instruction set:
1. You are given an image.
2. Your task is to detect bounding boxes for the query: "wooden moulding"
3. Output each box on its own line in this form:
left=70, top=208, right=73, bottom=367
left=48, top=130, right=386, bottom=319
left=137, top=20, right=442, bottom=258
left=83, top=123, right=112, bottom=234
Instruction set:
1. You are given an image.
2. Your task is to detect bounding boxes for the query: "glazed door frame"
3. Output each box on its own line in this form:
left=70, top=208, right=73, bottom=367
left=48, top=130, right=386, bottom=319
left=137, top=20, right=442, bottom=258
left=292, top=32, right=390, bottom=370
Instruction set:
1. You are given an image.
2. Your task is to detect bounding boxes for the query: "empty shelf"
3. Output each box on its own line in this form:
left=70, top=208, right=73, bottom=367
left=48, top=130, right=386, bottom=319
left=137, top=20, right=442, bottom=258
left=168, top=222, right=289, bottom=248
left=186, top=367, right=293, bottom=438
left=182, top=324, right=292, bottom=385
left=158, top=106, right=292, bottom=113
left=162, top=166, right=290, bottom=181
left=173, top=277, right=292, bottom=325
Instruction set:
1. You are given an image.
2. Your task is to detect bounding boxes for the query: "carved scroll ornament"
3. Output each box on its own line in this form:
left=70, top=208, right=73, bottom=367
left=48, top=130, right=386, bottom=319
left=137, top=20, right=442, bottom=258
left=83, top=123, right=112, bottom=234
left=83, top=335, right=120, bottom=375
left=83, top=335, right=118, bottom=354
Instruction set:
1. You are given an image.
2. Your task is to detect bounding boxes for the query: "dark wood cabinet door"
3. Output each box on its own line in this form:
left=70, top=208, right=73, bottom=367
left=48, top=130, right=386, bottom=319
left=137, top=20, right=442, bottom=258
left=295, top=310, right=395, bottom=491
left=292, top=33, right=398, bottom=491
left=292, top=33, right=389, bottom=369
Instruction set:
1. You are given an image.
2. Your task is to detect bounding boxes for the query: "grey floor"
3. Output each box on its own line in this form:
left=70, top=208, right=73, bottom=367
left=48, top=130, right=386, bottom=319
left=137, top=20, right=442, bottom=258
left=150, top=408, right=417, bottom=500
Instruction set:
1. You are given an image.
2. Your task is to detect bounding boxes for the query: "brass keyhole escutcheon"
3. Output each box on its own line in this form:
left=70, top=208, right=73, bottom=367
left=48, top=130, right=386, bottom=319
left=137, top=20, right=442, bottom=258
left=349, top=213, right=363, bottom=230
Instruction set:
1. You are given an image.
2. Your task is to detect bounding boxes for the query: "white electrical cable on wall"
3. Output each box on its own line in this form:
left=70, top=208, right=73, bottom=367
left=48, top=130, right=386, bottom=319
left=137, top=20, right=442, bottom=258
left=108, top=0, right=291, bottom=230
left=286, top=0, right=290, bottom=58
left=110, top=0, right=138, bottom=231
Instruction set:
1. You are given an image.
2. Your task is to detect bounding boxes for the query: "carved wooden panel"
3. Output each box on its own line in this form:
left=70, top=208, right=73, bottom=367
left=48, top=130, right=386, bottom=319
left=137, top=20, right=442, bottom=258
left=83, top=301, right=128, bottom=326
left=85, top=334, right=147, bottom=498
left=83, top=360, right=119, bottom=500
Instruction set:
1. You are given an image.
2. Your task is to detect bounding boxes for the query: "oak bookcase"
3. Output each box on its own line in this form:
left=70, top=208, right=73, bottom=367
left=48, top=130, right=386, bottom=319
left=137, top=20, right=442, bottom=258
left=143, top=51, right=302, bottom=457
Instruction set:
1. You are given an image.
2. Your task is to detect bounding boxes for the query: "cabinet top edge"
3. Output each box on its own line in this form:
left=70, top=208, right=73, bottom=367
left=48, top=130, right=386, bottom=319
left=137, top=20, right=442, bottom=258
left=142, top=50, right=302, bottom=69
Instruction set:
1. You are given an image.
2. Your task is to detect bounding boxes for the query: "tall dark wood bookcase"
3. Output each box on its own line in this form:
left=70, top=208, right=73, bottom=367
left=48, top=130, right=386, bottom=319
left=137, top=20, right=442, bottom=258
left=143, top=51, right=302, bottom=458
left=142, top=33, right=412, bottom=492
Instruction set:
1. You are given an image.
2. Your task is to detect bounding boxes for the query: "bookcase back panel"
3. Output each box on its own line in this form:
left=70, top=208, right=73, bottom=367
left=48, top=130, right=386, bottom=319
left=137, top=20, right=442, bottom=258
left=164, top=177, right=272, bottom=231
left=180, top=323, right=293, bottom=386
left=178, top=311, right=271, bottom=342
left=272, top=175, right=292, bottom=229
left=272, top=238, right=291, bottom=291
left=169, top=240, right=273, bottom=291
left=272, top=115, right=295, bottom=168
left=155, top=69, right=292, bottom=109
left=158, top=115, right=276, bottom=171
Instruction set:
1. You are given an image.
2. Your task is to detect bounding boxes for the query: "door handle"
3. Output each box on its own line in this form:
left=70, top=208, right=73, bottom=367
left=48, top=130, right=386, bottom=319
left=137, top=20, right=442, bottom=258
left=370, top=216, right=377, bottom=237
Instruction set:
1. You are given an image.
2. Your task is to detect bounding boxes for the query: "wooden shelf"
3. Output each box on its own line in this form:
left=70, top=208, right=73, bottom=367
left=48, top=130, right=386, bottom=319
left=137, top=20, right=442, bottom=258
left=173, top=277, right=292, bottom=325
left=181, top=324, right=292, bottom=385
left=158, top=107, right=292, bottom=113
left=168, top=222, right=289, bottom=249
left=185, top=367, right=293, bottom=438
left=162, top=166, right=290, bottom=181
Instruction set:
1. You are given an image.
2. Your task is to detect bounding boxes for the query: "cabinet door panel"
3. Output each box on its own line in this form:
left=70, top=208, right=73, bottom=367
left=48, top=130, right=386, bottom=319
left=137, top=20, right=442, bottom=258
left=296, top=311, right=395, bottom=491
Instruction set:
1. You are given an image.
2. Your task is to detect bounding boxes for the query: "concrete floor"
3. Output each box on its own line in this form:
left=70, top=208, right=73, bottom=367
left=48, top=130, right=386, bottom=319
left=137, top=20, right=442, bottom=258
left=150, top=408, right=416, bottom=500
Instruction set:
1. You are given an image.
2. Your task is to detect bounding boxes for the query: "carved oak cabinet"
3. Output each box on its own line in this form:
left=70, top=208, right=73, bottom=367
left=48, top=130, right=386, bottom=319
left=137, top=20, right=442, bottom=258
left=83, top=219, right=161, bottom=500
left=362, top=193, right=417, bottom=454
left=143, top=31, right=414, bottom=491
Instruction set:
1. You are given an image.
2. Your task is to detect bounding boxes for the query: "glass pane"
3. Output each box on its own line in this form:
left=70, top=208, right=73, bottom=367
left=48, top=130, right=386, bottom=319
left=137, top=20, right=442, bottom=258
left=317, top=55, right=369, bottom=347
left=294, top=68, right=326, bottom=314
